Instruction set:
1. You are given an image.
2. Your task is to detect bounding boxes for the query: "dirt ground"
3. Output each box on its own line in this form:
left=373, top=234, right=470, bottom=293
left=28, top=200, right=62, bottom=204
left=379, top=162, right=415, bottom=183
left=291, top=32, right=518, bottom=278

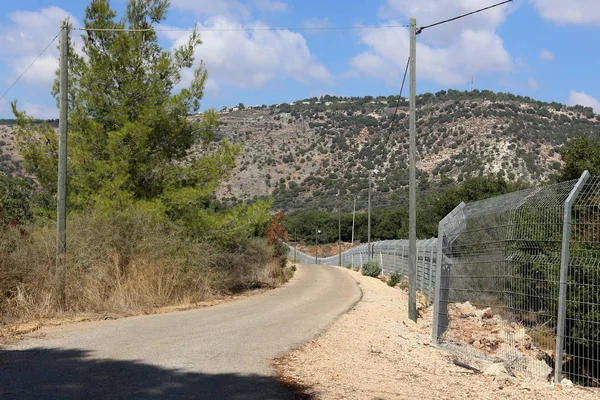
left=296, top=242, right=355, bottom=258
left=274, top=267, right=600, bottom=400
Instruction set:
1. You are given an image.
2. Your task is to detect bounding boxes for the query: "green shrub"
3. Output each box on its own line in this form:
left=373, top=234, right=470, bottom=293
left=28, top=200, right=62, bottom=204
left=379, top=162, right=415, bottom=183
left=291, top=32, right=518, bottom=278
left=345, top=263, right=352, bottom=269
left=0, top=209, right=276, bottom=321
left=388, top=271, right=402, bottom=287
left=361, top=260, right=382, bottom=277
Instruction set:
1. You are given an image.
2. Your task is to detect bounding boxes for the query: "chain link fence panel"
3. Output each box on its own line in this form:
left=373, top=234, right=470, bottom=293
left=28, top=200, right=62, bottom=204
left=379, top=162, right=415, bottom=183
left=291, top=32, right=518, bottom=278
left=287, top=238, right=437, bottom=300
left=432, top=171, right=600, bottom=387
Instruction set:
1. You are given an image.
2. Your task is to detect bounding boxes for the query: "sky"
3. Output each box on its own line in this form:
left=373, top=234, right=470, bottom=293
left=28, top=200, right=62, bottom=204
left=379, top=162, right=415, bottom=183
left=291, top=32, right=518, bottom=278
left=0, top=0, right=599, bottom=119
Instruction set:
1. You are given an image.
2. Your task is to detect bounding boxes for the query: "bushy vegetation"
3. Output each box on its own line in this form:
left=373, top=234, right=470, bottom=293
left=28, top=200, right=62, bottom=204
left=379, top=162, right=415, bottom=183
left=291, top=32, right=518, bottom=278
left=0, top=209, right=278, bottom=322
left=387, top=271, right=402, bottom=287
left=286, top=175, right=525, bottom=242
left=361, top=260, right=382, bottom=277
left=1, top=0, right=279, bottom=324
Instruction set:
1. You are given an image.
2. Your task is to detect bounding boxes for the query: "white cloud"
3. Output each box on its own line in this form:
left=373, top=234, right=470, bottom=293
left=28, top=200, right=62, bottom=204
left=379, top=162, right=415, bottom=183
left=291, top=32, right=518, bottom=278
left=350, top=23, right=512, bottom=86
left=253, top=0, right=287, bottom=12
left=164, top=17, right=332, bottom=89
left=530, top=0, right=600, bottom=25
left=379, top=0, right=514, bottom=46
left=21, top=101, right=58, bottom=119
left=568, top=90, right=600, bottom=112
left=539, top=49, right=554, bottom=61
left=10, top=55, right=58, bottom=86
left=0, top=7, right=80, bottom=94
left=350, top=1, right=514, bottom=87
left=0, top=7, right=73, bottom=56
left=528, top=78, right=539, bottom=90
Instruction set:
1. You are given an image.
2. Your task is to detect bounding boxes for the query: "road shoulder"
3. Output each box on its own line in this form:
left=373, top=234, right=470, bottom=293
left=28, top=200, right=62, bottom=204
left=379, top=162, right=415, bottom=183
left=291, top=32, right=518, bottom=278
left=273, top=267, right=600, bottom=400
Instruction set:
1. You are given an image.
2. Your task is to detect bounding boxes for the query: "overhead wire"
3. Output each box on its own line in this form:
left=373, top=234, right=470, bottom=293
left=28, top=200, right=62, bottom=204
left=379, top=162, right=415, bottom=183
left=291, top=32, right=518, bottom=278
left=75, top=24, right=410, bottom=33
left=417, top=0, right=513, bottom=33
left=0, top=27, right=63, bottom=102
left=383, top=56, right=410, bottom=145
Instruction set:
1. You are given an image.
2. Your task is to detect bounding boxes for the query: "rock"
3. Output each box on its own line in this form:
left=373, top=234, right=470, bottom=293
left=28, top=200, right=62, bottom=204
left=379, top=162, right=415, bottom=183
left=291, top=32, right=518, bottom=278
left=456, top=301, right=477, bottom=317
left=561, top=379, right=573, bottom=387
left=482, top=308, right=494, bottom=319
left=483, top=363, right=509, bottom=377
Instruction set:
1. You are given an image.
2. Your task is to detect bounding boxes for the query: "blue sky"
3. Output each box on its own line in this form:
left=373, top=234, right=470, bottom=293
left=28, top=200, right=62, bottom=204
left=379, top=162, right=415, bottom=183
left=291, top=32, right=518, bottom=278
left=0, top=0, right=599, bottom=118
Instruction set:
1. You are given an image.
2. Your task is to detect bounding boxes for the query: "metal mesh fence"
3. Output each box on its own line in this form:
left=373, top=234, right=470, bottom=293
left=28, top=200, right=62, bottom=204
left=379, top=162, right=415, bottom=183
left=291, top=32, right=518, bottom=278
left=563, top=175, right=600, bottom=386
left=288, top=238, right=438, bottom=299
left=432, top=171, right=600, bottom=386
left=287, top=171, right=599, bottom=386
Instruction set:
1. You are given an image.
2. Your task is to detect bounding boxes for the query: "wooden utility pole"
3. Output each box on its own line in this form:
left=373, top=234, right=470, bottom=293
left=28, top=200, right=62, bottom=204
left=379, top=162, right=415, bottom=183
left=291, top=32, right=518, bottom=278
left=338, top=207, right=342, bottom=266
left=56, top=21, right=69, bottom=308
left=351, top=197, right=356, bottom=245
left=408, top=18, right=418, bottom=322
left=367, top=172, right=372, bottom=259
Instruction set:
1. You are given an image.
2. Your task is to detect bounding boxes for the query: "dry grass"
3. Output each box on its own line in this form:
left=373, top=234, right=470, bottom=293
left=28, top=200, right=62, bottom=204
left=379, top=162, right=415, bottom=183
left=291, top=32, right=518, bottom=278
left=0, top=210, right=280, bottom=327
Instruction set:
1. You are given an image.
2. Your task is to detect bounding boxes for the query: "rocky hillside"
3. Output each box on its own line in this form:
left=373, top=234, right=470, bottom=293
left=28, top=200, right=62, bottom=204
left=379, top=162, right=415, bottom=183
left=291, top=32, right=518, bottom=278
left=2, top=90, right=599, bottom=214
left=0, top=124, right=25, bottom=178
left=198, top=90, right=599, bottom=212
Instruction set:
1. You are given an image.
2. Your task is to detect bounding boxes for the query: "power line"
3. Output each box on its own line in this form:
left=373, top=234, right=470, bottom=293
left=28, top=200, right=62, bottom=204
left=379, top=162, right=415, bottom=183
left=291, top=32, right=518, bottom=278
left=0, top=27, right=63, bottom=102
left=418, top=0, right=513, bottom=33
left=75, top=24, right=410, bottom=33
left=385, top=56, right=411, bottom=144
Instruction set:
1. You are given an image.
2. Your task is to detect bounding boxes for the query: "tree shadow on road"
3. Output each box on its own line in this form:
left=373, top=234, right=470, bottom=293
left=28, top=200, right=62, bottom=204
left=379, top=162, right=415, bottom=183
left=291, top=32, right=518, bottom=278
left=0, top=347, right=311, bottom=399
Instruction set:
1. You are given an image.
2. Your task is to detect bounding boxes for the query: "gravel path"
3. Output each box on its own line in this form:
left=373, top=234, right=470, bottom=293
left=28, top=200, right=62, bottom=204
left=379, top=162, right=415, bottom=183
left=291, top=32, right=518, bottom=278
left=0, top=264, right=361, bottom=399
left=274, top=267, right=600, bottom=400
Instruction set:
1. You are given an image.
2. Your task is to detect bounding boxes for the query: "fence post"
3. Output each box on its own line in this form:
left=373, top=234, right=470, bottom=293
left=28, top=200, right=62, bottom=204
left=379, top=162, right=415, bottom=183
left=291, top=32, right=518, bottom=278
left=555, top=170, right=590, bottom=384
left=380, top=250, right=384, bottom=275
left=419, top=242, right=425, bottom=293
left=400, top=244, right=405, bottom=275
left=432, top=202, right=466, bottom=345
left=428, top=239, right=435, bottom=299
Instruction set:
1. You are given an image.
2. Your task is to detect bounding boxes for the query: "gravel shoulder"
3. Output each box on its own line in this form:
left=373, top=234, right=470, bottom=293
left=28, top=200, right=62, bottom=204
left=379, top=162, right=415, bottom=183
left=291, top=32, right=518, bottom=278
left=274, top=267, right=600, bottom=400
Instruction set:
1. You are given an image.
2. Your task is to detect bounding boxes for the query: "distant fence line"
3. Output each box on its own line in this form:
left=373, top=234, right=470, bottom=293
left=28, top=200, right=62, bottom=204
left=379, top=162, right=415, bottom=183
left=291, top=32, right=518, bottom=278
left=289, top=239, right=437, bottom=300
left=288, top=170, right=600, bottom=387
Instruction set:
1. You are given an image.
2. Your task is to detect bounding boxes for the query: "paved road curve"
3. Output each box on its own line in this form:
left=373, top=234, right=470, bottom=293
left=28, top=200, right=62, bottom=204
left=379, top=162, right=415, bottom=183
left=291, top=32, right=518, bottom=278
left=0, top=264, right=361, bottom=399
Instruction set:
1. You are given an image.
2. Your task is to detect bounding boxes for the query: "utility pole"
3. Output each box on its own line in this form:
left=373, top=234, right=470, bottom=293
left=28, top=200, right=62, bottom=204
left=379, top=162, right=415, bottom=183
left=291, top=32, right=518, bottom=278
left=351, top=196, right=356, bottom=246
left=367, top=172, right=371, bottom=259
left=408, top=17, right=418, bottom=322
left=338, top=207, right=342, bottom=267
left=294, top=228, right=297, bottom=262
left=56, top=21, right=69, bottom=308
left=315, top=229, right=320, bottom=264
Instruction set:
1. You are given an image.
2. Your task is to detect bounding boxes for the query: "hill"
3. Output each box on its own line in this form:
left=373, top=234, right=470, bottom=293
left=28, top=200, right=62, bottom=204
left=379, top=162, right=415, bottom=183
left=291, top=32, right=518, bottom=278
left=196, top=90, right=599, bottom=213
left=2, top=90, right=599, bottom=213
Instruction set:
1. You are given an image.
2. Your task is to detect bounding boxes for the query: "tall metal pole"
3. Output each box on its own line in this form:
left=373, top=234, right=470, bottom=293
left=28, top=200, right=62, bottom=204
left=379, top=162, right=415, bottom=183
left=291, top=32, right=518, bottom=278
left=367, top=172, right=372, bottom=259
left=338, top=207, right=342, bottom=267
left=555, top=170, right=590, bottom=384
left=408, top=18, right=418, bottom=322
left=315, top=229, right=318, bottom=264
left=56, top=21, right=69, bottom=308
left=294, top=228, right=297, bottom=262
left=351, top=196, right=356, bottom=245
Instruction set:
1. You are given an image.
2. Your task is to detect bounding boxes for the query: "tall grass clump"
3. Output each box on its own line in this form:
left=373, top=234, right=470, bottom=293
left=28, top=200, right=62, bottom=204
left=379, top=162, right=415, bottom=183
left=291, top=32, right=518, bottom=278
left=0, top=209, right=277, bottom=324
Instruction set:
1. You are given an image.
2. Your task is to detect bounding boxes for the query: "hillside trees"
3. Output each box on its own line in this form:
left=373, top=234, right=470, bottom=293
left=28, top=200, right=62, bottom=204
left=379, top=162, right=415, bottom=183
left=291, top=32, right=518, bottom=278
left=0, top=176, right=35, bottom=228
left=11, top=0, right=270, bottom=242
left=558, top=136, right=600, bottom=181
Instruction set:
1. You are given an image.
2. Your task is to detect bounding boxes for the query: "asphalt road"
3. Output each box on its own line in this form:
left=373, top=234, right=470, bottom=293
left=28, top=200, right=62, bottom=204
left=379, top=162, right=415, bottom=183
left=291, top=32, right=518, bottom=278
left=0, top=264, right=361, bottom=399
